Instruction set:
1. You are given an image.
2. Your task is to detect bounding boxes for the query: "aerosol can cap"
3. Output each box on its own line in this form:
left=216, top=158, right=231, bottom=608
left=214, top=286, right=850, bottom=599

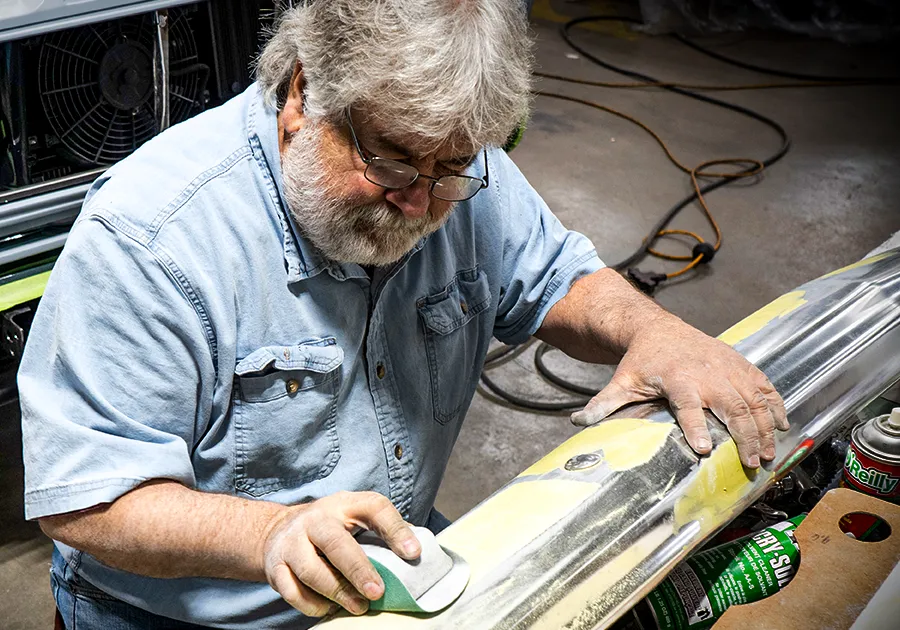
left=889, top=407, right=900, bottom=430
left=853, top=408, right=900, bottom=463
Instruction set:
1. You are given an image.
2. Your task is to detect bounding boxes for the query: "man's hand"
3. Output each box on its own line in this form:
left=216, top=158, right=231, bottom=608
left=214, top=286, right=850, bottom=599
left=571, top=316, right=788, bottom=467
left=537, top=268, right=788, bottom=469
left=38, top=483, right=421, bottom=617
left=263, top=491, right=421, bottom=617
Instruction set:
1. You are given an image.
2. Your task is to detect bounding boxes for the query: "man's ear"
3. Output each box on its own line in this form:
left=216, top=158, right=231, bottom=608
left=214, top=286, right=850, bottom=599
left=281, top=62, right=306, bottom=134
left=278, top=63, right=306, bottom=151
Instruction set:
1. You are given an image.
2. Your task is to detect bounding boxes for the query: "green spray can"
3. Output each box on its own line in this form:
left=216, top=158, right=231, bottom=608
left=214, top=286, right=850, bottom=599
left=618, top=515, right=805, bottom=630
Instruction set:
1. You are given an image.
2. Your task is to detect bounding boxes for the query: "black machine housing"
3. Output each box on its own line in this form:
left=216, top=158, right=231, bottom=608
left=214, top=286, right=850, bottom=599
left=0, top=0, right=294, bottom=374
left=1, top=0, right=289, bottom=189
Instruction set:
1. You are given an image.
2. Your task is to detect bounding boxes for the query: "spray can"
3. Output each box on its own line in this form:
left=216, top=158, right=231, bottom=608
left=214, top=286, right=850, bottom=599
left=616, top=515, right=805, bottom=630
left=839, top=407, right=900, bottom=539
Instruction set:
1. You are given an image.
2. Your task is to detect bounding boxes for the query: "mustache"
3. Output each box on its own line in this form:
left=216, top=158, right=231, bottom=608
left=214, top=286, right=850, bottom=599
left=346, top=200, right=435, bottom=234
left=280, top=122, right=451, bottom=266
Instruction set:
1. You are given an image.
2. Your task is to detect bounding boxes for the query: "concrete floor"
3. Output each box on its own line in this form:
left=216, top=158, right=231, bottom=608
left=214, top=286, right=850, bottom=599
left=435, top=8, right=900, bottom=520
left=2, top=3, right=899, bottom=628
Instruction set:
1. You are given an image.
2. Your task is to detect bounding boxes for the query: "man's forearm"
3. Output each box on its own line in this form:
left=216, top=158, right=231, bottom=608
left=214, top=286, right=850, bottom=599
left=39, top=480, right=289, bottom=581
left=537, top=267, right=673, bottom=363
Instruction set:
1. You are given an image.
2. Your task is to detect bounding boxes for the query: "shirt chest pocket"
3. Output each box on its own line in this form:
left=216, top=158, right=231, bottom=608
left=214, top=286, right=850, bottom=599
left=417, top=268, right=492, bottom=425
left=232, top=338, right=343, bottom=497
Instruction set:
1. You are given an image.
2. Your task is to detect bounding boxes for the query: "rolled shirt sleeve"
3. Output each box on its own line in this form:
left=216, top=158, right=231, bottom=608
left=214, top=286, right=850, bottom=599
left=487, top=149, right=605, bottom=345
left=19, top=216, right=214, bottom=520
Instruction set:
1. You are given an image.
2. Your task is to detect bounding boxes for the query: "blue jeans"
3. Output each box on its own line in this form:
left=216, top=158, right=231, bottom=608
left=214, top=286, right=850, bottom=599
left=51, top=547, right=208, bottom=629
left=51, top=508, right=453, bottom=629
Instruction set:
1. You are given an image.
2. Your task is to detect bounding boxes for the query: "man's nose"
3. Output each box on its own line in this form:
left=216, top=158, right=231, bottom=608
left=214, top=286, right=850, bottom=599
left=386, top=181, right=430, bottom=220
left=385, top=158, right=435, bottom=220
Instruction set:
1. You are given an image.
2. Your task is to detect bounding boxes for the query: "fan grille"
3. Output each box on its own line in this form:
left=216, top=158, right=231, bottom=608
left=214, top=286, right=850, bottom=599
left=39, top=10, right=204, bottom=166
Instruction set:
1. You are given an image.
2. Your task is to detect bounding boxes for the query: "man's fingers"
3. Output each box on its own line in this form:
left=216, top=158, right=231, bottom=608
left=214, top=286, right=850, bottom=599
left=667, top=389, right=712, bottom=455
left=755, top=369, right=789, bottom=431
left=269, top=562, right=338, bottom=618
left=769, top=395, right=790, bottom=432
left=708, top=384, right=762, bottom=468
left=307, top=518, right=384, bottom=603
left=572, top=376, right=637, bottom=427
left=342, top=492, right=420, bottom=561
left=283, top=538, right=370, bottom=614
left=731, top=377, right=777, bottom=461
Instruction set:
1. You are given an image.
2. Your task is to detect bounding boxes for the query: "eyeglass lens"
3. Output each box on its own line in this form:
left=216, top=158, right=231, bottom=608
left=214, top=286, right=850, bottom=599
left=365, top=158, right=418, bottom=188
left=432, top=177, right=483, bottom=201
left=364, top=158, right=482, bottom=201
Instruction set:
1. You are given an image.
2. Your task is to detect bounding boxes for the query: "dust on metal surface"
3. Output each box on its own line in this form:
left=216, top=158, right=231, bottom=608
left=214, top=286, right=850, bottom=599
left=317, top=249, right=900, bottom=629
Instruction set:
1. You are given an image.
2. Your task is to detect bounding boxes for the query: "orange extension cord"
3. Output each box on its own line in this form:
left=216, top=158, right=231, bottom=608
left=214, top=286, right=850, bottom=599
left=535, top=88, right=763, bottom=279
left=533, top=16, right=898, bottom=282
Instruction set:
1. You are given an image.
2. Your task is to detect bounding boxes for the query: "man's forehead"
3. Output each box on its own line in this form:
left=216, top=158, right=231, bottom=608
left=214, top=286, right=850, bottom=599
left=355, top=109, right=479, bottom=162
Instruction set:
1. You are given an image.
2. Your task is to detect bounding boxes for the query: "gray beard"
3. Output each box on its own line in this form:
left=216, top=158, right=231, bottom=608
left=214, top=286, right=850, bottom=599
left=281, top=122, right=450, bottom=267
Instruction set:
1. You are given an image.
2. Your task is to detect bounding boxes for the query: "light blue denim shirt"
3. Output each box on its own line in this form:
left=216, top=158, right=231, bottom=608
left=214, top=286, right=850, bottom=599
left=19, top=84, right=603, bottom=629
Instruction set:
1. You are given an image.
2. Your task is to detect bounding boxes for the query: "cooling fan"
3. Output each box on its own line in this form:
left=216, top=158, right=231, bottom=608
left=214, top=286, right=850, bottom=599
left=38, top=10, right=207, bottom=166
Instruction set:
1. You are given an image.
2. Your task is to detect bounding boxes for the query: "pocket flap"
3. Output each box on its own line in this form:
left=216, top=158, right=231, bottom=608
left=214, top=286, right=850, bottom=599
left=235, top=337, right=344, bottom=377
left=418, top=268, right=491, bottom=336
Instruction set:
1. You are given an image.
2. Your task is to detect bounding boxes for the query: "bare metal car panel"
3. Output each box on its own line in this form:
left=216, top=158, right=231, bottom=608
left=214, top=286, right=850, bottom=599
left=316, top=249, right=900, bottom=629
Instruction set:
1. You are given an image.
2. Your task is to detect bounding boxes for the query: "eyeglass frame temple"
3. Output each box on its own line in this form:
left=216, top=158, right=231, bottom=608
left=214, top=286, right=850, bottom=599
left=345, top=108, right=489, bottom=199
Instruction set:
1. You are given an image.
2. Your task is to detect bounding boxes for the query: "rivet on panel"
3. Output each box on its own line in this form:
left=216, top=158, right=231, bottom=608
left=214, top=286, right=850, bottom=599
left=565, top=453, right=602, bottom=471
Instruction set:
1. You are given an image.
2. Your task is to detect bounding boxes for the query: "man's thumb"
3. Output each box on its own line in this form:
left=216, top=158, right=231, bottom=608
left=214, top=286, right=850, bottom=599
left=570, top=379, right=634, bottom=427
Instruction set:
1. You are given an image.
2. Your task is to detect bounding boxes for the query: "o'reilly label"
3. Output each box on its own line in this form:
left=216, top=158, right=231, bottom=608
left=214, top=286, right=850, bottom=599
left=647, top=515, right=804, bottom=630
left=843, top=445, right=900, bottom=497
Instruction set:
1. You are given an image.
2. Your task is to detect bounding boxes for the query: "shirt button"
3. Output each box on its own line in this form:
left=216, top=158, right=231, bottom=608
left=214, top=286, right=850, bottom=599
left=460, top=300, right=469, bottom=314
left=285, top=379, right=300, bottom=394
left=376, top=363, right=386, bottom=379
left=394, top=443, right=403, bottom=460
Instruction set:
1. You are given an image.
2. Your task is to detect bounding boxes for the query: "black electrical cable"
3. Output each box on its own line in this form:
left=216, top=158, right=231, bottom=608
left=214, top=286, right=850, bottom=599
left=480, top=368, right=591, bottom=411
left=484, top=343, right=522, bottom=364
left=533, top=343, right=599, bottom=397
left=481, top=15, right=794, bottom=411
left=482, top=15, right=896, bottom=412
left=671, top=33, right=900, bottom=85
left=480, top=340, right=591, bottom=410
left=558, top=16, right=791, bottom=273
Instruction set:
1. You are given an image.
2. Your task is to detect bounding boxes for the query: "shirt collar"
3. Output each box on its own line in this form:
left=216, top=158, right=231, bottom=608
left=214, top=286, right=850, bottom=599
left=246, top=83, right=335, bottom=282
left=245, top=83, right=428, bottom=284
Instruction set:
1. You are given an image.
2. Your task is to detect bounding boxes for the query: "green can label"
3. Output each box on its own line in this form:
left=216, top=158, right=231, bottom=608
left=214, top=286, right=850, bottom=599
left=647, top=515, right=805, bottom=630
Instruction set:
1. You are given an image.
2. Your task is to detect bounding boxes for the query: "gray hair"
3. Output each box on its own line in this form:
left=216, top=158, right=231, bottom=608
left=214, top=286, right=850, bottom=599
left=256, top=0, right=533, bottom=154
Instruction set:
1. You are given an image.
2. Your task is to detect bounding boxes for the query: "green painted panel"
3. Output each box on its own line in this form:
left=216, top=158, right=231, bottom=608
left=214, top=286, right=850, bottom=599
left=0, top=270, right=51, bottom=312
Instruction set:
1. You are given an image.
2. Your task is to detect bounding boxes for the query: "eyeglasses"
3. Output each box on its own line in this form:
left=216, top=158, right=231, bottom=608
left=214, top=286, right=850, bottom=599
left=346, top=109, right=489, bottom=202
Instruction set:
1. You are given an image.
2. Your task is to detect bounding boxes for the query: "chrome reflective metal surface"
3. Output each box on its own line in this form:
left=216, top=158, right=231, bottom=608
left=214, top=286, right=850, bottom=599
left=0, top=232, right=68, bottom=267
left=318, top=249, right=900, bottom=630
left=0, top=0, right=196, bottom=43
left=0, top=182, right=89, bottom=238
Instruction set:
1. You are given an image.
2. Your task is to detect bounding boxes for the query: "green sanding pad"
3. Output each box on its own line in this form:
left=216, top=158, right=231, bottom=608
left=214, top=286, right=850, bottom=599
left=358, top=526, right=469, bottom=614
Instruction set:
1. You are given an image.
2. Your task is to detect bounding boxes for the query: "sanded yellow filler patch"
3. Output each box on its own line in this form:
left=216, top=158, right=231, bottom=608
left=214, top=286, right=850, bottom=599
left=819, top=252, right=892, bottom=279
left=717, top=291, right=807, bottom=347
left=674, top=441, right=768, bottom=533
left=517, top=418, right=674, bottom=478
left=439, top=479, right=598, bottom=585
left=533, top=524, right=672, bottom=630
left=317, top=479, right=599, bottom=630
left=319, top=420, right=671, bottom=628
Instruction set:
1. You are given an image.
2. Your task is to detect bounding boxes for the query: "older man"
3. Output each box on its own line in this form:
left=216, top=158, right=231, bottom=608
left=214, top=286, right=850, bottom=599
left=20, top=1, right=786, bottom=629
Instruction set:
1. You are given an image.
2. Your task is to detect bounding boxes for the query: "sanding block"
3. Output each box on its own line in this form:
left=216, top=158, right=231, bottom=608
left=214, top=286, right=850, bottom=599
left=357, top=526, right=469, bottom=613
